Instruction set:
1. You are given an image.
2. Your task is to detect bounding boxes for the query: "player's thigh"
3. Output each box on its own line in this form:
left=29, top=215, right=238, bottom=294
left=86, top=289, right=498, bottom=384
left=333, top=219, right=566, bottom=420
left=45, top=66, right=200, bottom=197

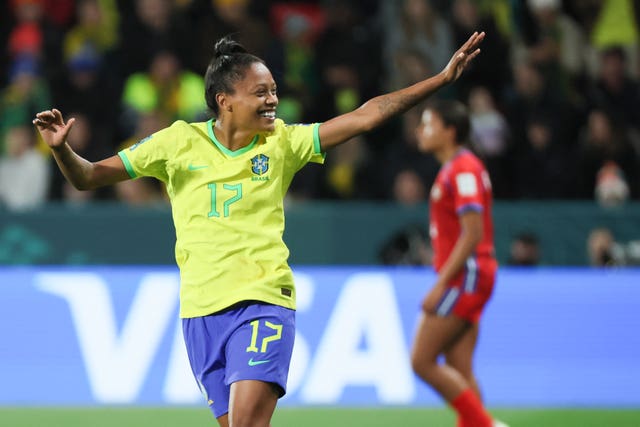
left=229, top=379, right=279, bottom=427
left=217, top=413, right=229, bottom=427
left=411, top=311, right=469, bottom=366
left=444, top=321, right=479, bottom=377
left=183, top=316, right=232, bottom=419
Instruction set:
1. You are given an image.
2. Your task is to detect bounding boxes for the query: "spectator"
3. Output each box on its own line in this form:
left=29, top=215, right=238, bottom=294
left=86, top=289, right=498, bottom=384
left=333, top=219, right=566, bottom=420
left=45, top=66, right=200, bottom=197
left=0, top=125, right=49, bottom=211
left=379, top=223, right=432, bottom=266
left=575, top=109, right=639, bottom=200
left=587, top=46, right=640, bottom=133
left=187, top=0, right=272, bottom=74
left=508, top=232, right=540, bottom=266
left=517, top=0, right=588, bottom=97
left=392, top=169, right=427, bottom=206
left=589, top=0, right=639, bottom=76
left=315, top=0, right=382, bottom=120
left=450, top=0, right=511, bottom=100
left=468, top=86, right=510, bottom=197
left=321, top=135, right=369, bottom=200
left=383, top=0, right=454, bottom=83
left=6, top=0, right=65, bottom=85
left=0, top=54, right=51, bottom=152
left=118, top=0, right=191, bottom=76
left=505, top=60, right=559, bottom=147
left=120, top=49, right=206, bottom=135
left=512, top=114, right=574, bottom=199
left=62, top=0, right=119, bottom=66
left=594, top=160, right=630, bottom=207
left=587, top=227, right=625, bottom=266
left=53, top=44, right=119, bottom=145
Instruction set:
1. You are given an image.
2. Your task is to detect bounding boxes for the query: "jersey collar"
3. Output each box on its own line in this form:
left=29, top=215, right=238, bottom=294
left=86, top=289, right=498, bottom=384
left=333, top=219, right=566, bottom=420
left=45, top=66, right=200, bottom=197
left=207, top=119, right=259, bottom=157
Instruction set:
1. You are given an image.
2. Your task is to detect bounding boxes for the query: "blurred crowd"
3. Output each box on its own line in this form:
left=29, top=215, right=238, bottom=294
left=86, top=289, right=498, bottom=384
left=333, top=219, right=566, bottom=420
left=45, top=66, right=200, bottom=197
left=1, top=0, right=640, bottom=211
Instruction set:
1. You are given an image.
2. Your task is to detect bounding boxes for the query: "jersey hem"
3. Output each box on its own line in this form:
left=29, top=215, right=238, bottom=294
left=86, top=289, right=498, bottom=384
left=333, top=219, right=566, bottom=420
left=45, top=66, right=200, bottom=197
left=179, top=295, right=296, bottom=318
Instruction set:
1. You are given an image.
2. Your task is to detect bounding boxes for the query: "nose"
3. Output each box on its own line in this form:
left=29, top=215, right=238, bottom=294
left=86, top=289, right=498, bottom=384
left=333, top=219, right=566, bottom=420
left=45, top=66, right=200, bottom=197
left=266, top=93, right=278, bottom=106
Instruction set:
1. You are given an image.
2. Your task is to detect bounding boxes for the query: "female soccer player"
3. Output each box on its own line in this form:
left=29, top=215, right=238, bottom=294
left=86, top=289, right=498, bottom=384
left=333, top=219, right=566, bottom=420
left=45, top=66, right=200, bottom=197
left=412, top=99, right=505, bottom=427
left=33, top=32, right=484, bottom=427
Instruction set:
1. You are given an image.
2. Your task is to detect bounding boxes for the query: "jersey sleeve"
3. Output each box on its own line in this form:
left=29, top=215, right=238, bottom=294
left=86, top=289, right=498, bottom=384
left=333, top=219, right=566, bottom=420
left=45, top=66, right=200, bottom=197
left=117, top=122, right=180, bottom=182
left=284, top=122, right=325, bottom=171
left=451, top=164, right=485, bottom=215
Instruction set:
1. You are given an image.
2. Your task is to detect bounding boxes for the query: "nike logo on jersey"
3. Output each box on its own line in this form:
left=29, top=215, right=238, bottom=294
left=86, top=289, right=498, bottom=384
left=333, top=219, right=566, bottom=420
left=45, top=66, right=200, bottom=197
left=188, top=164, right=209, bottom=171
left=248, top=358, right=271, bottom=366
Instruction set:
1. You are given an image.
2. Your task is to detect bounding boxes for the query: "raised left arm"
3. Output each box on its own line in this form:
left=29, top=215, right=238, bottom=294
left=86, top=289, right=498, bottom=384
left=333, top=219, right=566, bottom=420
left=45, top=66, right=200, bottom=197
left=318, top=31, right=485, bottom=151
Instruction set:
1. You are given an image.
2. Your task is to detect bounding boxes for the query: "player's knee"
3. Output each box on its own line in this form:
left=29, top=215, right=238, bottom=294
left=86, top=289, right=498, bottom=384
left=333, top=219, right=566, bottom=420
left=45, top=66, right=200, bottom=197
left=411, top=353, right=436, bottom=380
left=445, top=355, right=471, bottom=377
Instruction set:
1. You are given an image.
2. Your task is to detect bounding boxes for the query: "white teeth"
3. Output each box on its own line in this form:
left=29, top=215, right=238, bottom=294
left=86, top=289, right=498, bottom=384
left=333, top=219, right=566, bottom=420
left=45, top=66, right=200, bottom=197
left=260, top=111, right=276, bottom=118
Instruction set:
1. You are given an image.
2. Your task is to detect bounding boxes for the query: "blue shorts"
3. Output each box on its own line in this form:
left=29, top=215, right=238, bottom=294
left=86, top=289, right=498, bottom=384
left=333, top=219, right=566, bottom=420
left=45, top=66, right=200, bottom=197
left=182, top=301, right=295, bottom=418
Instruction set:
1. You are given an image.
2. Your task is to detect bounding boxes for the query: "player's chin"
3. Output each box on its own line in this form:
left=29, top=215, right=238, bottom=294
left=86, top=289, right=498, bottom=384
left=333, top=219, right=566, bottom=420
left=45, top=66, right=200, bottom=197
left=416, top=142, right=431, bottom=153
left=259, top=117, right=276, bottom=131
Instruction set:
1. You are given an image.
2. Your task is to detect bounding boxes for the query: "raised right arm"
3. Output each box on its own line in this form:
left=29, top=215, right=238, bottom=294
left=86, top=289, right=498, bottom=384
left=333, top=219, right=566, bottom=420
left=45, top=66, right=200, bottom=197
left=318, top=31, right=485, bottom=151
left=33, top=109, right=131, bottom=190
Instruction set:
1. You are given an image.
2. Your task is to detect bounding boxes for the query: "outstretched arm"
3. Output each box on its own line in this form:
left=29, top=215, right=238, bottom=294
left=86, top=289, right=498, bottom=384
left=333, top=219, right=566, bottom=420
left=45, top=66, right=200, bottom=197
left=33, top=109, right=130, bottom=190
left=318, top=31, right=485, bottom=151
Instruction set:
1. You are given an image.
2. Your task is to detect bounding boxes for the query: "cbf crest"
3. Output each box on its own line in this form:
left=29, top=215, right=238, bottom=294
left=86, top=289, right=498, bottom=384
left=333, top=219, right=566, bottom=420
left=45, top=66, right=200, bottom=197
left=251, top=154, right=269, bottom=176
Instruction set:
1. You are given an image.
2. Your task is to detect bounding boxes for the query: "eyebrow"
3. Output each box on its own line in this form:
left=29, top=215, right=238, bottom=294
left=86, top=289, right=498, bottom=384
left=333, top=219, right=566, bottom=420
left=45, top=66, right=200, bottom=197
left=250, top=83, right=276, bottom=91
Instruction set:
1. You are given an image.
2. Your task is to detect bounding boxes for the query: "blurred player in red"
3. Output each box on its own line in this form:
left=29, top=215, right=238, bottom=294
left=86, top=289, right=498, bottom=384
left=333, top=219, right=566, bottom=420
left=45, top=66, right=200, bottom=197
left=411, top=99, right=506, bottom=427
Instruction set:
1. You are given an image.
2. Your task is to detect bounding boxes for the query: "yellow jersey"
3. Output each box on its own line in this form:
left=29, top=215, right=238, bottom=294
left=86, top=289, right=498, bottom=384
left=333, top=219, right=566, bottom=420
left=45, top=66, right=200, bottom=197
left=118, top=118, right=324, bottom=317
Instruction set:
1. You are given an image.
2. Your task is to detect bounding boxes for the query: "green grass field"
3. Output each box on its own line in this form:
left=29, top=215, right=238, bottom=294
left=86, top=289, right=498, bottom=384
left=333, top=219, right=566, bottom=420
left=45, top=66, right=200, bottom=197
left=1, top=407, right=639, bottom=427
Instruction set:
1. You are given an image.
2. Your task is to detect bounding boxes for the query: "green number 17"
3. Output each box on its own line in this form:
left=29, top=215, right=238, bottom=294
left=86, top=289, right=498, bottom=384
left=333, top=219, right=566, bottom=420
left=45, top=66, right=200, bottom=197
left=208, top=183, right=242, bottom=218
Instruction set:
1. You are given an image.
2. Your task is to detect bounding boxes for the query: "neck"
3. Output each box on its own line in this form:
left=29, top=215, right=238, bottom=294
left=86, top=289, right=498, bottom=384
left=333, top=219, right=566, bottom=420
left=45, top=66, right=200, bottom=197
left=435, top=143, right=463, bottom=164
left=214, top=119, right=257, bottom=151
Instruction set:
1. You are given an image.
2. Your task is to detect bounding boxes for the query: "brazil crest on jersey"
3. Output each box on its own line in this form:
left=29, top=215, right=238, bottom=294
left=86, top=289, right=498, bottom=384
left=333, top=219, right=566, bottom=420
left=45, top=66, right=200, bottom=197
left=118, top=119, right=324, bottom=318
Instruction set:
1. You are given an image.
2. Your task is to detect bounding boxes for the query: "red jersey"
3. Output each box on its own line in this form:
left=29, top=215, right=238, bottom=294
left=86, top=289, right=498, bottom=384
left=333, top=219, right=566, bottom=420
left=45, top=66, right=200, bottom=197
left=429, top=149, right=495, bottom=272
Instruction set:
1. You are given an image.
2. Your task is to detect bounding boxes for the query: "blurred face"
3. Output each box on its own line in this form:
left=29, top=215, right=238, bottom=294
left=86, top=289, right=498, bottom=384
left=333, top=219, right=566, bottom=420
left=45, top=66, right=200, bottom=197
left=78, top=0, right=102, bottom=26
left=5, top=126, right=33, bottom=157
left=415, top=109, right=449, bottom=153
left=222, top=62, right=278, bottom=132
left=393, top=169, right=425, bottom=205
left=468, top=86, right=493, bottom=113
left=588, top=111, right=612, bottom=143
left=66, top=114, right=90, bottom=151
left=514, top=62, right=543, bottom=97
left=137, top=0, right=170, bottom=28
left=404, top=0, right=430, bottom=23
left=527, top=122, right=551, bottom=150
left=150, top=52, right=179, bottom=84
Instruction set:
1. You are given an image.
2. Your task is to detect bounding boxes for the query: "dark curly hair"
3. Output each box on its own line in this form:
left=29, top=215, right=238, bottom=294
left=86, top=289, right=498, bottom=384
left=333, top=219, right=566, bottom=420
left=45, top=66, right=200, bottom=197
left=204, top=36, right=266, bottom=117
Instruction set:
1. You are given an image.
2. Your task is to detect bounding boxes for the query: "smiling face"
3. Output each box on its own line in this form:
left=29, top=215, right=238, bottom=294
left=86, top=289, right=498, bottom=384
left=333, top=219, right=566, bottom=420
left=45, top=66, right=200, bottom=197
left=220, top=62, right=278, bottom=132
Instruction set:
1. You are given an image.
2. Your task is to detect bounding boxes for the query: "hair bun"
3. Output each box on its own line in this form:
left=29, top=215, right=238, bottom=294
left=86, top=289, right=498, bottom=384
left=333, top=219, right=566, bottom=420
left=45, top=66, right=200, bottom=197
left=213, top=36, right=248, bottom=59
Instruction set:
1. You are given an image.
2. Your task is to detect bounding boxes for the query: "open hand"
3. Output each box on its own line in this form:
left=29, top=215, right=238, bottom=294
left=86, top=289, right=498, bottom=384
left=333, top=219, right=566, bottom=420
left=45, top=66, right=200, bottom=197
left=442, top=31, right=485, bottom=84
left=32, top=109, right=75, bottom=150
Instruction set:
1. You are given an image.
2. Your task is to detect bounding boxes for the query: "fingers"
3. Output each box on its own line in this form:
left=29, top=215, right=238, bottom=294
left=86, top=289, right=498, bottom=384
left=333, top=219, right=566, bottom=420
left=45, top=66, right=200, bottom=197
left=32, top=113, right=53, bottom=128
left=35, top=110, right=55, bottom=121
left=466, top=48, right=481, bottom=63
left=461, top=31, right=485, bottom=54
left=32, top=109, right=65, bottom=129
left=53, top=108, right=64, bottom=124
